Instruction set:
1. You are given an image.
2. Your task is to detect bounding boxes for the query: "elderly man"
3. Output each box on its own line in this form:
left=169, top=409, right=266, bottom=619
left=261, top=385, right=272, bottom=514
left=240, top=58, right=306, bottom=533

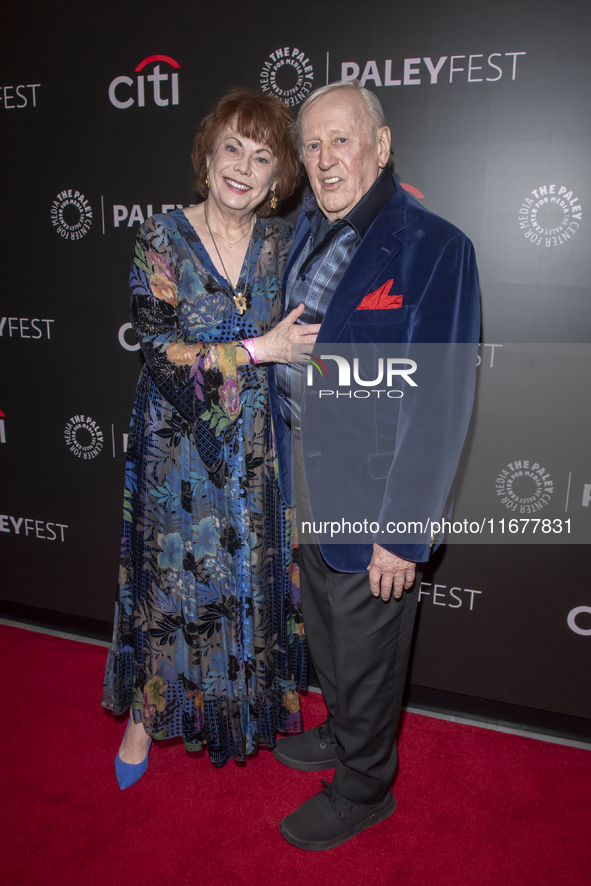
left=268, top=81, right=480, bottom=850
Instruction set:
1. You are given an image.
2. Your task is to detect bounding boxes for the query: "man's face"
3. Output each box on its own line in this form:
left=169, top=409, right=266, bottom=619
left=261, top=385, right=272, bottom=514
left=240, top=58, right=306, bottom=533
left=300, top=90, right=391, bottom=222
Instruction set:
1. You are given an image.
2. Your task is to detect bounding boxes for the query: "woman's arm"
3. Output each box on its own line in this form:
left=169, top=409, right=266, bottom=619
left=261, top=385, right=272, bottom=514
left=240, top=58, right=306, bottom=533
left=130, top=217, right=201, bottom=422
left=130, top=215, right=318, bottom=462
left=246, top=303, right=320, bottom=364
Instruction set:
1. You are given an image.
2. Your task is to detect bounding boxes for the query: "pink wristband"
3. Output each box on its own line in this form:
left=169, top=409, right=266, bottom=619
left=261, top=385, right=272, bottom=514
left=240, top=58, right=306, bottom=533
left=241, top=338, right=258, bottom=364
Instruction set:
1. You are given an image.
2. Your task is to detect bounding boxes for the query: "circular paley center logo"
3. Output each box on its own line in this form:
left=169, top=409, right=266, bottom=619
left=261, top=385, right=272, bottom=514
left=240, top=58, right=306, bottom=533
left=51, top=190, right=93, bottom=240
left=64, top=415, right=103, bottom=459
left=260, top=47, right=314, bottom=107
left=495, top=459, right=554, bottom=513
left=518, top=183, right=582, bottom=247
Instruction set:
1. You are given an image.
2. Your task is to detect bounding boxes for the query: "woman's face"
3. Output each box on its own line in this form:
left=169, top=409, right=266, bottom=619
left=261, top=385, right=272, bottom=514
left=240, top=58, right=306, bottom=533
left=207, top=121, right=278, bottom=216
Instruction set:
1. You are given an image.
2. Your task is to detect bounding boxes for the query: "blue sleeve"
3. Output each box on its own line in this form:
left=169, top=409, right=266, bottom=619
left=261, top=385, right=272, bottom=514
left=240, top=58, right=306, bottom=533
left=376, top=235, right=481, bottom=561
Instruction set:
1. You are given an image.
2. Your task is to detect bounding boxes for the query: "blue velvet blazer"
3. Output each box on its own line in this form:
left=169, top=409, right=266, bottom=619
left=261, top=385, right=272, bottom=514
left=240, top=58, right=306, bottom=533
left=268, top=175, right=481, bottom=569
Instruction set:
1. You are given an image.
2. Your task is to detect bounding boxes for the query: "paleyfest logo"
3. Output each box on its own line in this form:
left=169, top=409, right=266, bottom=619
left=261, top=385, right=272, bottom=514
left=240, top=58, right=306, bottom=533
left=518, top=183, right=582, bottom=247
left=109, top=55, right=180, bottom=109
left=51, top=189, right=92, bottom=240
left=260, top=47, right=314, bottom=107
left=64, top=415, right=104, bottom=459
left=495, top=459, right=554, bottom=513
left=340, top=52, right=526, bottom=87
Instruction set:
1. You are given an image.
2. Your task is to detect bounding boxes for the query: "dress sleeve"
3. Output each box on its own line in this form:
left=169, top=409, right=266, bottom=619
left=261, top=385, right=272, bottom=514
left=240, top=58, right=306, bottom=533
left=129, top=215, right=246, bottom=470
left=130, top=216, right=200, bottom=422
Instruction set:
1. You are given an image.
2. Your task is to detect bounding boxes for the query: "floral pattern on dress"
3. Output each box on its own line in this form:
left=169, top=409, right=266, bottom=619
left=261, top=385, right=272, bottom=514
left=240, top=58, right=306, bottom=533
left=102, top=211, right=306, bottom=763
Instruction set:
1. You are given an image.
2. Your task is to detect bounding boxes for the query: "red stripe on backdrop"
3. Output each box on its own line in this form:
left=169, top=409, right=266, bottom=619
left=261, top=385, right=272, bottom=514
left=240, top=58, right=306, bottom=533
left=134, top=54, right=181, bottom=70
left=2, top=623, right=589, bottom=886
left=400, top=183, right=425, bottom=199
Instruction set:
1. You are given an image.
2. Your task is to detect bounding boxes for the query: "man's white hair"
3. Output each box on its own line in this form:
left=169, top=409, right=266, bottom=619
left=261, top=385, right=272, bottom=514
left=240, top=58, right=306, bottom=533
left=295, top=79, right=389, bottom=156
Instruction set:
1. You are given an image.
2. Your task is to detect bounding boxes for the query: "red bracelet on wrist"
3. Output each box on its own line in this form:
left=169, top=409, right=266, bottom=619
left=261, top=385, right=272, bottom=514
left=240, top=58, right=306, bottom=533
left=241, top=338, right=258, bottom=364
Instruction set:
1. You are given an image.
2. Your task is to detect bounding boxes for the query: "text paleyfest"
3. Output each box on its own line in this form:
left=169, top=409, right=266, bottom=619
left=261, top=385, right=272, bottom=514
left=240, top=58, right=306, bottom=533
left=340, top=52, right=526, bottom=87
left=0, top=515, right=67, bottom=541
left=112, top=203, right=183, bottom=228
left=0, top=84, right=41, bottom=108
left=418, top=583, right=482, bottom=610
left=0, top=318, right=54, bottom=339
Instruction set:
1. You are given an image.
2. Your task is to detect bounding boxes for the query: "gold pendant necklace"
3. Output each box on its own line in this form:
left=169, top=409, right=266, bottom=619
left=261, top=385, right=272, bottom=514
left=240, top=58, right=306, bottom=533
left=204, top=202, right=255, bottom=316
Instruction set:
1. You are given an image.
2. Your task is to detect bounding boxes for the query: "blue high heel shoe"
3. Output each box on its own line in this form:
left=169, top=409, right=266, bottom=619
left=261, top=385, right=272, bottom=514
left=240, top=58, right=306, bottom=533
left=115, top=719, right=152, bottom=790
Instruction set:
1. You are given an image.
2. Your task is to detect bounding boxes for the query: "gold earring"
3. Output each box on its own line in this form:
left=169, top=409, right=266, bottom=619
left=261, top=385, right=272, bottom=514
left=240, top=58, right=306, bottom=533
left=270, top=191, right=278, bottom=210
left=206, top=173, right=210, bottom=188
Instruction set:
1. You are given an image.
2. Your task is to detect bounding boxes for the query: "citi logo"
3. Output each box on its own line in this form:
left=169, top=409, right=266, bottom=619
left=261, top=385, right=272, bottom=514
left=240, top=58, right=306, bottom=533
left=567, top=606, right=591, bottom=637
left=109, top=55, right=180, bottom=109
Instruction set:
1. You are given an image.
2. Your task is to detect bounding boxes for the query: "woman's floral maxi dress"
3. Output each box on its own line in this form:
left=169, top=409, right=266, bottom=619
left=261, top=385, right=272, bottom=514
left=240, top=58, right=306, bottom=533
left=102, top=210, right=306, bottom=763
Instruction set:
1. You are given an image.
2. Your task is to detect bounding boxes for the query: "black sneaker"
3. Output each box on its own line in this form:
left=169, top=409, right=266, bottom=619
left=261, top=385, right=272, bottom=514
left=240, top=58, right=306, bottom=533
left=273, top=716, right=338, bottom=771
left=279, top=780, right=397, bottom=851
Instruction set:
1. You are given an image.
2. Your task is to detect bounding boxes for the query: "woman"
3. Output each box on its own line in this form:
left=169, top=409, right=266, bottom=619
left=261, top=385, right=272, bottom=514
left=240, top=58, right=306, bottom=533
left=101, top=90, right=319, bottom=789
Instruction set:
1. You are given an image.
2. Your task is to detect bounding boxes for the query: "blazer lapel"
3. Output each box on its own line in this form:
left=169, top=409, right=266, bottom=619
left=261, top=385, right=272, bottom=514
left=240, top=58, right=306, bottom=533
left=317, top=183, right=409, bottom=347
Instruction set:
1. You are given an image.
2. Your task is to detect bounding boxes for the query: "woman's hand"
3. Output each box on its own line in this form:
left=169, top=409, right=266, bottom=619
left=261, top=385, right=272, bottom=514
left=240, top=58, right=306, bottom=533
left=254, top=304, right=320, bottom=365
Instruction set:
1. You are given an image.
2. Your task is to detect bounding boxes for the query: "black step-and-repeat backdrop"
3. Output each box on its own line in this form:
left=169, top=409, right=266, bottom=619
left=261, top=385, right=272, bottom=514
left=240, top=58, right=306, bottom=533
left=1, top=0, right=589, bottom=721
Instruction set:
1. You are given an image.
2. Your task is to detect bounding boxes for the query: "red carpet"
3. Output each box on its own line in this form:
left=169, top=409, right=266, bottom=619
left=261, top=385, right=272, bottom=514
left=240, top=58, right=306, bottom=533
left=2, top=623, right=590, bottom=885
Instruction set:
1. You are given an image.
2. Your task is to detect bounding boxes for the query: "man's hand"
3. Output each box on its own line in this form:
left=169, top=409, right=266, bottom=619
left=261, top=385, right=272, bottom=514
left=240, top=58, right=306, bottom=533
left=367, top=543, right=416, bottom=602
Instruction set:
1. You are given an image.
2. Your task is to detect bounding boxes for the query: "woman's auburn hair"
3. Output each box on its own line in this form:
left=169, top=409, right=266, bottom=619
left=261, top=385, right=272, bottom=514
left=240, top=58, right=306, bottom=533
left=191, top=89, right=301, bottom=217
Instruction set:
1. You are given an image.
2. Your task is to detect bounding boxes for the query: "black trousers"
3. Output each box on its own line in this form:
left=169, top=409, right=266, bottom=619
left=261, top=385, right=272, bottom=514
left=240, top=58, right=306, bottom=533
left=293, top=426, right=421, bottom=805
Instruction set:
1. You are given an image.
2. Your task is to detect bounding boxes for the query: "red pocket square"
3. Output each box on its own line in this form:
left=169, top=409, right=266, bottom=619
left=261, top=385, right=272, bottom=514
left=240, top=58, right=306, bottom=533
left=356, top=280, right=403, bottom=310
